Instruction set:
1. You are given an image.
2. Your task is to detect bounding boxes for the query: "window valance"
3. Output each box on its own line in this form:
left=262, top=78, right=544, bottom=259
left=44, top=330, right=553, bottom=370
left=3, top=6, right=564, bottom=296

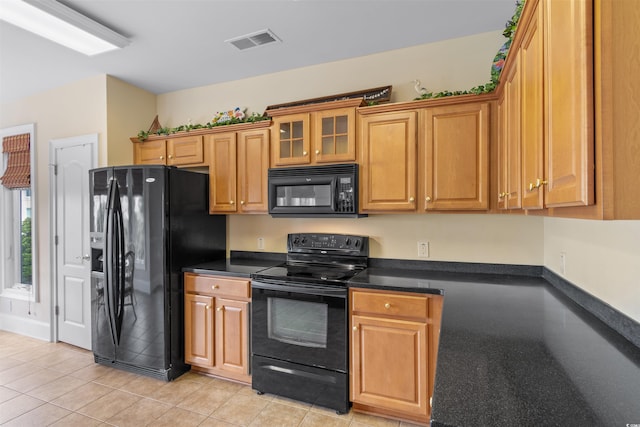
left=1, top=133, right=31, bottom=189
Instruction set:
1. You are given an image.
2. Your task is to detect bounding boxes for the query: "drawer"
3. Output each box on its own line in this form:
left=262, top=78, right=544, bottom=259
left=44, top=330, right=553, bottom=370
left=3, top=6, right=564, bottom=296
left=185, top=273, right=250, bottom=298
left=351, top=289, right=428, bottom=319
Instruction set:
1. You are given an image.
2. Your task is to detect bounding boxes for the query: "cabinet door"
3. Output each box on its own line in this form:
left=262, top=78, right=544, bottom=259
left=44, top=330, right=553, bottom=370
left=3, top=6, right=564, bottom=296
left=167, top=135, right=204, bottom=166
left=214, top=298, right=249, bottom=377
left=207, top=132, right=238, bottom=213
left=134, top=140, right=167, bottom=165
left=359, top=111, right=417, bottom=212
left=313, top=107, right=356, bottom=163
left=237, top=129, right=270, bottom=213
left=351, top=314, right=429, bottom=420
left=497, top=91, right=509, bottom=209
left=521, top=0, right=545, bottom=209
left=422, top=102, right=489, bottom=210
left=543, top=0, right=594, bottom=207
left=184, top=293, right=214, bottom=367
left=504, top=54, right=523, bottom=209
left=271, top=113, right=310, bottom=166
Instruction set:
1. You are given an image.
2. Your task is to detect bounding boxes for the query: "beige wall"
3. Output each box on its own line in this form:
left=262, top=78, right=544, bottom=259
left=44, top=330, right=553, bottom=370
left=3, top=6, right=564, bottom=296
left=106, top=76, right=157, bottom=166
left=230, top=214, right=543, bottom=265
left=157, top=31, right=505, bottom=127
left=0, top=75, right=108, bottom=330
left=544, top=218, right=640, bottom=322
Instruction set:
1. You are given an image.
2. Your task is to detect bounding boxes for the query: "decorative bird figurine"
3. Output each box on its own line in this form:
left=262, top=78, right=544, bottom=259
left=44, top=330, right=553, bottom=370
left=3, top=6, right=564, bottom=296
left=414, top=79, right=428, bottom=97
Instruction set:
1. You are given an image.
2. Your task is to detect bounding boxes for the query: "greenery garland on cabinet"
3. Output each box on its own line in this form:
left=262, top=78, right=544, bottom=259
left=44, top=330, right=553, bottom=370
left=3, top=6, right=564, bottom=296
left=413, top=0, right=525, bottom=100
left=137, top=109, right=270, bottom=141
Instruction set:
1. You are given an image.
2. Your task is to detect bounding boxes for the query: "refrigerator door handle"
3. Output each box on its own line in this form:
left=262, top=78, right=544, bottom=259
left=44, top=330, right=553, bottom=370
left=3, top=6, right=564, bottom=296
left=112, top=184, right=125, bottom=344
left=104, top=178, right=118, bottom=347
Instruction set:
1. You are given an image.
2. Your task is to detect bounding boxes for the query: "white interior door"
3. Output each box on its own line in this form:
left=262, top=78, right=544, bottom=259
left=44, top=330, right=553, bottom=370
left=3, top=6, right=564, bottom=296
left=52, top=135, right=97, bottom=350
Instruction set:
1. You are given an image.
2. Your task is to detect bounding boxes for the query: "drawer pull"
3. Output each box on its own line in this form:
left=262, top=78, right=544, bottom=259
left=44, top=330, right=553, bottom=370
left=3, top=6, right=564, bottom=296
left=384, top=303, right=391, bottom=309
left=211, top=285, right=219, bottom=290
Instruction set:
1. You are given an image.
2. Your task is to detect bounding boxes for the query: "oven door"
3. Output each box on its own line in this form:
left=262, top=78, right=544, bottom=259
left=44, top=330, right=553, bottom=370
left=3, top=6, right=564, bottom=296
left=251, top=280, right=348, bottom=372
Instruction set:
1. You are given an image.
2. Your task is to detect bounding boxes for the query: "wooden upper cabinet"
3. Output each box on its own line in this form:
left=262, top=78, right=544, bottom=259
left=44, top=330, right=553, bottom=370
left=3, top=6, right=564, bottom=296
left=501, top=51, right=523, bottom=210
left=237, top=129, right=270, bottom=213
left=207, top=127, right=270, bottom=214
left=167, top=135, right=204, bottom=166
left=207, top=132, right=238, bottom=213
left=543, top=0, right=594, bottom=208
left=421, top=101, right=490, bottom=211
left=134, top=139, right=166, bottom=165
left=133, top=135, right=204, bottom=166
left=359, top=111, right=418, bottom=212
left=268, top=98, right=364, bottom=167
left=271, top=113, right=311, bottom=166
left=520, top=0, right=545, bottom=210
left=313, top=107, right=357, bottom=163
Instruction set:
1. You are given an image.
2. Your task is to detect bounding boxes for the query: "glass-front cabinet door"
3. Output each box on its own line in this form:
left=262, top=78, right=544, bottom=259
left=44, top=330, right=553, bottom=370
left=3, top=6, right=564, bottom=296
left=271, top=113, right=311, bottom=166
left=314, top=107, right=356, bottom=163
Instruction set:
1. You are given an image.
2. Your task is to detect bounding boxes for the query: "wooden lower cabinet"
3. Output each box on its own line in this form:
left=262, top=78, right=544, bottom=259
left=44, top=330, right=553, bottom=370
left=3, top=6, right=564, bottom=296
left=350, top=288, right=443, bottom=425
left=184, top=273, right=251, bottom=383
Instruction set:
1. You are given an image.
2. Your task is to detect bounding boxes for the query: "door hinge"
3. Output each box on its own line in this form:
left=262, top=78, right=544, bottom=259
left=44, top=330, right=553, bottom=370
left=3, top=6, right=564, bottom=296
left=54, top=235, right=59, bottom=245
left=55, top=306, right=59, bottom=316
left=52, top=164, right=58, bottom=175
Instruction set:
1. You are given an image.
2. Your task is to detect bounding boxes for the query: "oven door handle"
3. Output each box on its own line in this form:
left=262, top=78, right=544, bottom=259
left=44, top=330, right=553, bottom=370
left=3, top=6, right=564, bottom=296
left=251, top=279, right=347, bottom=298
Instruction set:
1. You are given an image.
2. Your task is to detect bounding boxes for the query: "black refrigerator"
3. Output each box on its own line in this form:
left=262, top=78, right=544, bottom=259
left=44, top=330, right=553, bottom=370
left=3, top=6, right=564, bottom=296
left=89, top=165, right=226, bottom=380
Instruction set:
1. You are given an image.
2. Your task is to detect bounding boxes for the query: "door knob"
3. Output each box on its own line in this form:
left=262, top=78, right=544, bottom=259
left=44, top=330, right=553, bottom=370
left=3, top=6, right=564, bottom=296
left=75, top=254, right=90, bottom=261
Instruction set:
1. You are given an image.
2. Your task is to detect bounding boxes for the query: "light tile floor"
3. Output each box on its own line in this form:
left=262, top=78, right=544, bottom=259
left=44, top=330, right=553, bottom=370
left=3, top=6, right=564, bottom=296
left=0, top=331, right=421, bottom=426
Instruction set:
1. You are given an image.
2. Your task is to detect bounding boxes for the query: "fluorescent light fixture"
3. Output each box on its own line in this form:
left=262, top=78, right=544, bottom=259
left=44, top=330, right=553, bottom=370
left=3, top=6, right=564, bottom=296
left=0, top=0, right=129, bottom=55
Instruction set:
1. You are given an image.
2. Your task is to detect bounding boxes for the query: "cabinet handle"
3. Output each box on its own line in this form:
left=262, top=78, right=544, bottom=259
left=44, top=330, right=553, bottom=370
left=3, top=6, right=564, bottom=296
left=168, top=154, right=173, bottom=159
left=536, top=178, right=548, bottom=188
left=528, top=183, right=535, bottom=191
left=384, top=303, right=391, bottom=309
left=240, top=200, right=245, bottom=205
left=315, top=150, right=320, bottom=155
left=353, top=326, right=358, bottom=331
left=205, top=305, right=211, bottom=310
left=211, top=285, right=219, bottom=290
left=217, top=307, right=224, bottom=312
left=498, top=192, right=507, bottom=199
left=303, top=151, right=308, bottom=156
left=159, top=155, right=164, bottom=160
left=230, top=200, right=235, bottom=205
left=409, top=197, right=415, bottom=202
left=425, top=196, right=432, bottom=202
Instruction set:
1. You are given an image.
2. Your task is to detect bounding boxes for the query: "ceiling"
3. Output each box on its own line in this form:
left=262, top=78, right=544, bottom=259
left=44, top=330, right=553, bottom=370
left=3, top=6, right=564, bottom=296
left=0, top=0, right=517, bottom=105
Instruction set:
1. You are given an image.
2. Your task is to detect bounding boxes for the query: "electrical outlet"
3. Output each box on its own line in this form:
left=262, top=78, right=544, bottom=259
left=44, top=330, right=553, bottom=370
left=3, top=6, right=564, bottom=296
left=560, top=252, right=566, bottom=274
left=418, top=241, right=429, bottom=258
left=257, top=237, right=265, bottom=250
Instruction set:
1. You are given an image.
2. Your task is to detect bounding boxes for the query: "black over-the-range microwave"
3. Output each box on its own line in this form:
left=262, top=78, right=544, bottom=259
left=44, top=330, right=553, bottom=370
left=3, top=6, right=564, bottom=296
left=268, top=163, right=365, bottom=218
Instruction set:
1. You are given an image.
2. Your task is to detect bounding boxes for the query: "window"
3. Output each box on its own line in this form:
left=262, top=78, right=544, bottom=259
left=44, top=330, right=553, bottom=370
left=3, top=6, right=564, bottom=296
left=0, top=124, right=37, bottom=301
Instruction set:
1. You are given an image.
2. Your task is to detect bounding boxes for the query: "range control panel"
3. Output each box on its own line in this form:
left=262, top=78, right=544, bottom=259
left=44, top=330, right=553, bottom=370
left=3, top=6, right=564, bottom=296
left=288, top=233, right=368, bottom=255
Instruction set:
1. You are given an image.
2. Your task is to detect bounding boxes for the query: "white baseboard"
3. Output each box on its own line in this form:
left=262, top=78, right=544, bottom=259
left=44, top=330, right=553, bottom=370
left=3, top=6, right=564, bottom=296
left=0, top=313, right=50, bottom=341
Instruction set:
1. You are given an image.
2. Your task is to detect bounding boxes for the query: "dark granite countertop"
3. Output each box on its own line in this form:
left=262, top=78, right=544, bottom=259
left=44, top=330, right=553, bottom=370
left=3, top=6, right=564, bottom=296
left=183, top=254, right=283, bottom=278
left=350, top=268, right=640, bottom=427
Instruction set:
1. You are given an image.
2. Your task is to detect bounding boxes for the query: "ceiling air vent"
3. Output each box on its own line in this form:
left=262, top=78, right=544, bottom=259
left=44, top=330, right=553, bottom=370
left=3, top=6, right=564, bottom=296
left=226, top=29, right=281, bottom=51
